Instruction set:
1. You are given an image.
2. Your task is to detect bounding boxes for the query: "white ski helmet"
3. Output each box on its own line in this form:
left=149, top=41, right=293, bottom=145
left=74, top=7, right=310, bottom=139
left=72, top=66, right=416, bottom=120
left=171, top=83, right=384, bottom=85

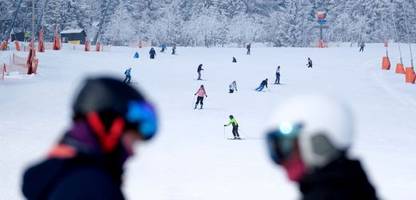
left=265, top=94, right=354, bottom=169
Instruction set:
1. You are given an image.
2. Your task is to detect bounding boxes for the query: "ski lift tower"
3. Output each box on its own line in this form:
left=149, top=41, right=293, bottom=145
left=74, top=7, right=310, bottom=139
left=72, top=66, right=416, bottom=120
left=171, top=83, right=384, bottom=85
left=316, top=11, right=328, bottom=48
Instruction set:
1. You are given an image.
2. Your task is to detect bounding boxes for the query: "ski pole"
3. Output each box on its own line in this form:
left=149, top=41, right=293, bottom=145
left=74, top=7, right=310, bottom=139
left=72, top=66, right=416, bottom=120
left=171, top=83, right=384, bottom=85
left=223, top=126, right=226, bottom=140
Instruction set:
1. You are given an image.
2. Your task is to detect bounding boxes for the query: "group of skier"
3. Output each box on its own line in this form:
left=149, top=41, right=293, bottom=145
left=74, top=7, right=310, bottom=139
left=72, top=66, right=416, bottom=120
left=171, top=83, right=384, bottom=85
left=21, top=76, right=379, bottom=200
left=149, top=44, right=177, bottom=59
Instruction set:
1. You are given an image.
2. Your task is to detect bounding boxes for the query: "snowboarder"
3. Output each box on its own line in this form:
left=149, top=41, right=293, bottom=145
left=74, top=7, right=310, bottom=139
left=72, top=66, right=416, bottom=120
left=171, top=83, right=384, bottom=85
left=172, top=44, right=176, bottom=55
left=246, top=43, right=251, bottom=55
left=232, top=56, right=237, bottom=63
left=224, top=115, right=240, bottom=139
left=229, top=81, right=238, bottom=93
left=274, top=66, right=280, bottom=84
left=194, top=85, right=207, bottom=109
left=123, top=67, right=132, bottom=84
left=359, top=42, right=365, bottom=52
left=307, top=57, right=313, bottom=68
left=22, top=76, right=159, bottom=200
left=160, top=44, right=167, bottom=52
left=149, top=47, right=156, bottom=59
left=255, top=78, right=268, bottom=92
left=197, top=64, right=204, bottom=80
left=265, top=94, right=378, bottom=200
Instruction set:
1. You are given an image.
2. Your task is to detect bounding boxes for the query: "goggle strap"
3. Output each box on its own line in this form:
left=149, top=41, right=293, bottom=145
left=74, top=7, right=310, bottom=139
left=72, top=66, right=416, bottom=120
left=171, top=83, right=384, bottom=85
left=86, top=112, right=125, bottom=152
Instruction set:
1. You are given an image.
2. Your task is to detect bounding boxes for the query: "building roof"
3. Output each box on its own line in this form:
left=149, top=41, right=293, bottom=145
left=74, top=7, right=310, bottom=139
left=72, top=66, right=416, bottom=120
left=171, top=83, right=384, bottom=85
left=60, top=29, right=84, bottom=34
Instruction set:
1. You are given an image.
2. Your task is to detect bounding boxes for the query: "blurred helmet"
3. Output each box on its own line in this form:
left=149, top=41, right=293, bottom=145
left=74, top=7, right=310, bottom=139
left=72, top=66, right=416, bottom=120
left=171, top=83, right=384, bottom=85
left=73, top=77, right=158, bottom=150
left=265, top=94, right=353, bottom=169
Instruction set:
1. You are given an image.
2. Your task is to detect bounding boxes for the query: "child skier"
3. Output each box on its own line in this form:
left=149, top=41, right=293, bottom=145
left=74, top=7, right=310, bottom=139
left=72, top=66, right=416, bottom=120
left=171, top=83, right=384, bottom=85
left=124, top=67, right=132, bottom=84
left=307, top=57, right=313, bottom=68
left=197, top=64, right=204, bottom=80
left=194, top=85, right=207, bottom=109
left=274, top=66, right=280, bottom=84
left=149, top=47, right=156, bottom=59
left=224, top=115, right=240, bottom=139
left=229, top=81, right=238, bottom=93
left=255, top=78, right=268, bottom=91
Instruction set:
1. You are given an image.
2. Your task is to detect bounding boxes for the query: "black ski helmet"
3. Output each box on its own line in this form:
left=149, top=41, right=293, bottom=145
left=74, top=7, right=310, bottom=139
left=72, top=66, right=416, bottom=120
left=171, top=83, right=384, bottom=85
left=72, top=76, right=158, bottom=141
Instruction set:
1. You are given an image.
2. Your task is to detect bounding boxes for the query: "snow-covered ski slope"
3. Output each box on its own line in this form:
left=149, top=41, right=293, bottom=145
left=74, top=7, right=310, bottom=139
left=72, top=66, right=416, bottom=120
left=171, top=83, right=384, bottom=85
left=1, top=44, right=416, bottom=199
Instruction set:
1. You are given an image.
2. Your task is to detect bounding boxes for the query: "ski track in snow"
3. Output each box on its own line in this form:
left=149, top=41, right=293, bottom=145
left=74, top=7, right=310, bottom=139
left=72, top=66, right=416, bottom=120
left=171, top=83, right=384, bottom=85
left=1, top=44, right=416, bottom=200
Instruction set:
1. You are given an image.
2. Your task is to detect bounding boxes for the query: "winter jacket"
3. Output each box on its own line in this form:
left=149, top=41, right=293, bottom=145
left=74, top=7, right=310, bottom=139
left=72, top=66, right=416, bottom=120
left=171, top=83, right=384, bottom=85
left=195, top=87, right=207, bottom=97
left=22, top=155, right=125, bottom=200
left=261, top=80, right=268, bottom=88
left=124, top=68, right=131, bottom=76
left=22, top=122, right=126, bottom=200
left=197, top=65, right=203, bottom=72
left=149, top=48, right=156, bottom=56
left=225, top=118, right=238, bottom=127
left=299, top=156, right=378, bottom=200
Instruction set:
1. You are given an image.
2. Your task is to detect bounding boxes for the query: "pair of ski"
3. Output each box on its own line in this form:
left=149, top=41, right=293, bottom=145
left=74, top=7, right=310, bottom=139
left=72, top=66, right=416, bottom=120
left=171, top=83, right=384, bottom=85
left=227, top=137, right=244, bottom=140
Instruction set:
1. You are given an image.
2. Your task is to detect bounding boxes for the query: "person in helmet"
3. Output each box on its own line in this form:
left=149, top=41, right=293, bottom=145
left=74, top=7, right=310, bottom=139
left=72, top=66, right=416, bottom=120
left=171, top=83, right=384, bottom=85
left=22, top=76, right=158, bottom=200
left=224, top=115, right=240, bottom=139
left=265, top=94, right=377, bottom=200
left=194, top=85, right=207, bottom=109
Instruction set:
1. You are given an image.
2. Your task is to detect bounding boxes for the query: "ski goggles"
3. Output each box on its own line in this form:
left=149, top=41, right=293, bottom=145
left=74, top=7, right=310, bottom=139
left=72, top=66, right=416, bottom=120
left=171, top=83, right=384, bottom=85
left=266, top=123, right=303, bottom=165
left=126, top=101, right=158, bottom=141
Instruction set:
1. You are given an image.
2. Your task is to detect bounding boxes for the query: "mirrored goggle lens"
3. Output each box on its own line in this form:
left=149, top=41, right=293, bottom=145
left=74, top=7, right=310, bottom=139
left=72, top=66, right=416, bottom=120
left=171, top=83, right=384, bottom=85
left=126, top=101, right=158, bottom=140
left=266, top=123, right=303, bottom=164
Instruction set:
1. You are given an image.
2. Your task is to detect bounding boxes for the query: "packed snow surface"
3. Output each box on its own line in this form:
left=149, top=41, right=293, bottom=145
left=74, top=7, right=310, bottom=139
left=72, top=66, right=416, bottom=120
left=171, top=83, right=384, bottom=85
left=1, top=44, right=416, bottom=199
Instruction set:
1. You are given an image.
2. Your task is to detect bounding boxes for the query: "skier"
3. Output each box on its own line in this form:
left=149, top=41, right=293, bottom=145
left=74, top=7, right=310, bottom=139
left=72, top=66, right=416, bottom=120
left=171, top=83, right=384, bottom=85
left=274, top=66, right=280, bottom=84
left=359, top=42, right=365, bottom=52
left=246, top=43, right=251, bottom=55
left=123, top=67, right=132, bottom=84
left=149, top=47, right=156, bottom=59
left=194, top=85, right=207, bottom=109
left=232, top=56, right=237, bottom=63
left=160, top=44, right=167, bottom=52
left=133, top=52, right=139, bottom=59
left=307, top=57, right=313, bottom=68
left=197, top=64, right=204, bottom=80
left=255, top=78, right=268, bottom=92
left=22, top=76, right=158, bottom=200
left=265, top=94, right=378, bottom=200
left=224, top=115, right=240, bottom=139
left=229, top=81, right=238, bottom=93
left=172, top=44, right=176, bottom=55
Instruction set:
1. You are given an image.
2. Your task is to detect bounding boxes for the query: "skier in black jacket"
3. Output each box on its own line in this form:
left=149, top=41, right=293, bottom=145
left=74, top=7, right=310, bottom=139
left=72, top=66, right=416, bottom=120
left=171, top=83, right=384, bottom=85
left=22, top=77, right=158, bottom=200
left=265, top=94, right=378, bottom=200
left=149, top=47, right=156, bottom=59
left=197, top=64, right=204, bottom=80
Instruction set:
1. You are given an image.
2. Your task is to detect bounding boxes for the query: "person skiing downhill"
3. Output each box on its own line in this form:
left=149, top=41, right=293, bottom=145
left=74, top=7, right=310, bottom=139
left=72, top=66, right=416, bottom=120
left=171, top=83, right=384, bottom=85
left=274, top=66, right=281, bottom=84
left=307, top=57, right=313, bottom=68
left=255, top=78, right=268, bottom=91
left=224, top=115, right=240, bottom=139
left=265, top=94, right=378, bottom=200
left=197, top=64, right=204, bottom=80
left=194, top=85, right=207, bottom=109
left=149, top=47, right=156, bottom=59
left=123, top=67, right=132, bottom=84
left=229, top=81, right=238, bottom=93
left=172, top=44, right=176, bottom=55
left=246, top=43, right=251, bottom=55
left=359, top=42, right=365, bottom=52
left=22, top=76, right=158, bottom=200
left=232, top=57, right=237, bottom=63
